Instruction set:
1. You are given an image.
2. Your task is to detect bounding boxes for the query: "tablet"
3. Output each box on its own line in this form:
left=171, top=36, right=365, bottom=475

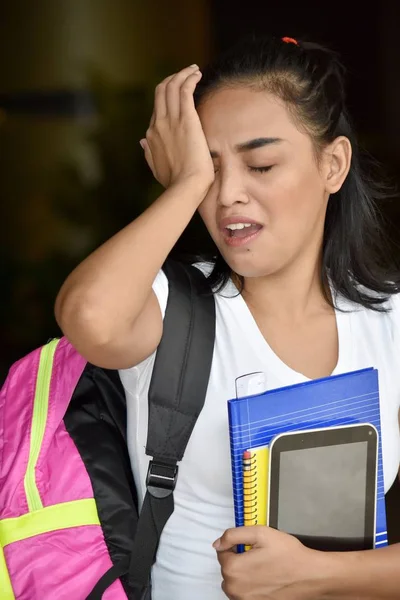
left=267, top=423, right=378, bottom=551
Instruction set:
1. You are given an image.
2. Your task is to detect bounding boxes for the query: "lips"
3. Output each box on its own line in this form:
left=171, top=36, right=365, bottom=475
left=219, top=216, right=263, bottom=230
left=218, top=216, right=263, bottom=248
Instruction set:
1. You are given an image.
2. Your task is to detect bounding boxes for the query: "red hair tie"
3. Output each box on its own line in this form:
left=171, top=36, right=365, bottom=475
left=282, top=37, right=299, bottom=46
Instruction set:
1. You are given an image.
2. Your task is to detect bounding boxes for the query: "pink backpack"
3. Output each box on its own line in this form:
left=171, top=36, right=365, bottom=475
left=0, top=338, right=129, bottom=600
left=0, top=262, right=215, bottom=600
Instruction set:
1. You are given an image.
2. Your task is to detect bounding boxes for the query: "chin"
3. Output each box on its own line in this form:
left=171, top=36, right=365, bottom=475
left=222, top=252, right=282, bottom=279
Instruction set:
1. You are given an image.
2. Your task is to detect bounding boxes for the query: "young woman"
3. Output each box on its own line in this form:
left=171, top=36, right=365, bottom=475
left=55, top=35, right=400, bottom=599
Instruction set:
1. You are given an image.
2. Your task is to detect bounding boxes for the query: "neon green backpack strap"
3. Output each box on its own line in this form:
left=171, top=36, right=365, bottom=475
left=0, top=544, right=15, bottom=600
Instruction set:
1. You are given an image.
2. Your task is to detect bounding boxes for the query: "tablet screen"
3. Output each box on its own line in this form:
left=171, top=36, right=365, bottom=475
left=278, top=442, right=367, bottom=538
left=268, top=426, right=377, bottom=551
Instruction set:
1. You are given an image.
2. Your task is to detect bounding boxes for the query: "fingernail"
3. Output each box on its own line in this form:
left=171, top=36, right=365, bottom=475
left=190, top=64, right=199, bottom=69
left=213, top=538, right=221, bottom=550
left=139, top=139, right=145, bottom=149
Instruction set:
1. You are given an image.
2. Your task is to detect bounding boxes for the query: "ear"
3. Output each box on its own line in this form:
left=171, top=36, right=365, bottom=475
left=322, top=136, right=352, bottom=194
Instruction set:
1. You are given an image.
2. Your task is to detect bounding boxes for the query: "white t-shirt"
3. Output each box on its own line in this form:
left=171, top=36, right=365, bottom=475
left=119, top=265, right=400, bottom=600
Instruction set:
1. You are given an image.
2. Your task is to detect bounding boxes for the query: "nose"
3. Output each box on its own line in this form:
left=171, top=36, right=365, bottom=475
left=216, top=167, right=249, bottom=208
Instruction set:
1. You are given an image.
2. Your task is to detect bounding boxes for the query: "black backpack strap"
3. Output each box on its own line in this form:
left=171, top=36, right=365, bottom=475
left=87, top=261, right=215, bottom=599
left=147, top=260, right=216, bottom=462
left=128, top=260, right=215, bottom=591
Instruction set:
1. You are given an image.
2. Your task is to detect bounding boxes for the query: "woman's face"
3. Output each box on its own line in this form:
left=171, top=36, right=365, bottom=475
left=197, top=86, right=333, bottom=279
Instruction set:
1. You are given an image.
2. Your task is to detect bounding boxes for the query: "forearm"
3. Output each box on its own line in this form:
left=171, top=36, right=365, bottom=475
left=55, top=178, right=208, bottom=343
left=321, top=544, right=400, bottom=599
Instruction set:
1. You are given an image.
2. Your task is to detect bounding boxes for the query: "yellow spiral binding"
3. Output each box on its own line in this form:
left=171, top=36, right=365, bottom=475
left=243, top=452, right=258, bottom=526
left=243, top=446, right=269, bottom=550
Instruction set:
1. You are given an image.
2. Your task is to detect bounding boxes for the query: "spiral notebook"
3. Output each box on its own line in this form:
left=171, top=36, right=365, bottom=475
left=243, top=446, right=269, bottom=551
left=243, top=446, right=269, bottom=527
left=229, top=367, right=388, bottom=552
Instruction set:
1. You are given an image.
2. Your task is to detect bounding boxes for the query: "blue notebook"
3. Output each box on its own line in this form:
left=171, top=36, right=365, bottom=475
left=228, top=368, right=388, bottom=551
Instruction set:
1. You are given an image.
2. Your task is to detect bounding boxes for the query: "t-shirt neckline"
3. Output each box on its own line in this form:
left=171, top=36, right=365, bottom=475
left=223, top=279, right=353, bottom=384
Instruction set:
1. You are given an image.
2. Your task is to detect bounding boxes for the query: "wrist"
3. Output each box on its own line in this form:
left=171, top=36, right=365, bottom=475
left=312, top=549, right=371, bottom=600
left=169, top=174, right=213, bottom=201
left=301, top=549, right=349, bottom=600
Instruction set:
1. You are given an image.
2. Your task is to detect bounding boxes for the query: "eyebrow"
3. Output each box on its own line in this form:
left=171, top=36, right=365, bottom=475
left=210, top=137, right=283, bottom=158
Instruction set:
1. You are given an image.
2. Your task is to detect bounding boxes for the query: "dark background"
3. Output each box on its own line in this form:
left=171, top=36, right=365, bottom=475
left=1, top=0, right=399, bottom=535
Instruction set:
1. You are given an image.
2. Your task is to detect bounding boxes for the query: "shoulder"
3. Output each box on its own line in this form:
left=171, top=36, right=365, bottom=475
left=386, top=291, right=400, bottom=312
left=151, top=259, right=233, bottom=319
left=363, top=291, right=400, bottom=324
left=151, top=261, right=213, bottom=319
left=384, top=292, right=400, bottom=333
left=192, top=261, right=237, bottom=297
left=337, top=288, right=400, bottom=343
left=333, top=280, right=400, bottom=316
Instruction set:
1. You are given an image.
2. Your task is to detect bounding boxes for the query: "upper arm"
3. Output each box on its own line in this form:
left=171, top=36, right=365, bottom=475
left=67, top=270, right=169, bottom=370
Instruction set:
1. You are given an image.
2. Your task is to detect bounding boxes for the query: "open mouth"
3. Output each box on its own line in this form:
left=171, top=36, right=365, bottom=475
left=222, top=222, right=263, bottom=246
left=225, top=223, right=262, bottom=238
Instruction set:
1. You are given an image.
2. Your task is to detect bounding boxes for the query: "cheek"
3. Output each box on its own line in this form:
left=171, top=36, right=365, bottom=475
left=266, top=163, right=325, bottom=225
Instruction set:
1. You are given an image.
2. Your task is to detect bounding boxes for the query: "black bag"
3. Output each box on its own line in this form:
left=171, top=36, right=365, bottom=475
left=63, top=261, right=215, bottom=599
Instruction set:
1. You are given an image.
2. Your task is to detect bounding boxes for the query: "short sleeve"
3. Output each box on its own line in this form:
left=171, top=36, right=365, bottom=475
left=118, top=269, right=169, bottom=381
left=152, top=269, right=169, bottom=319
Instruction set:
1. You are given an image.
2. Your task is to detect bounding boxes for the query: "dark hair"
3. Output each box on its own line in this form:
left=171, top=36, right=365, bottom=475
left=190, top=34, right=399, bottom=310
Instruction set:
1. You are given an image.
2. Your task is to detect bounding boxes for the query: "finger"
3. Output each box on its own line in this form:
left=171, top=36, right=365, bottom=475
left=179, top=70, right=202, bottom=118
left=152, top=74, right=175, bottom=123
left=216, top=547, right=237, bottom=569
left=165, top=64, right=200, bottom=120
left=213, top=526, right=270, bottom=552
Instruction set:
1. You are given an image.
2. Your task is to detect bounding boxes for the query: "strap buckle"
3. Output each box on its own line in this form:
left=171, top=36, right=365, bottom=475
left=146, top=460, right=178, bottom=498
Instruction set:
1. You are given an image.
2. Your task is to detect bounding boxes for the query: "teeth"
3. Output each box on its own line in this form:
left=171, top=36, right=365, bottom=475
left=226, top=223, right=253, bottom=230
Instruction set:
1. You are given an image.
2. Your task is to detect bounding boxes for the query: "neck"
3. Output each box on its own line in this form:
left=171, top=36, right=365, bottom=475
left=240, top=251, right=331, bottom=322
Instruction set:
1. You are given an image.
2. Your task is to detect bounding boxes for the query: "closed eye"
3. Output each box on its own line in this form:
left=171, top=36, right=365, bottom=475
left=213, top=165, right=274, bottom=174
left=249, top=166, right=274, bottom=173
